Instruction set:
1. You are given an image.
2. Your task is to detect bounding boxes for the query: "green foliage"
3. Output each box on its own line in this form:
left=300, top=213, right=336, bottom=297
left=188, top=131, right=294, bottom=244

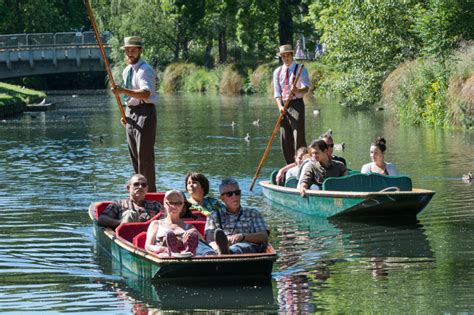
left=0, top=82, right=45, bottom=106
left=162, top=63, right=198, bottom=93
left=219, top=64, right=243, bottom=95
left=250, top=63, right=276, bottom=95
left=308, top=1, right=418, bottom=106
left=182, top=68, right=219, bottom=93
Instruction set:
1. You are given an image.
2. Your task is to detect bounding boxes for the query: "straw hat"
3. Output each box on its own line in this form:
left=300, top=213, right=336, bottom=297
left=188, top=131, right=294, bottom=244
left=278, top=44, right=294, bottom=56
left=121, top=36, right=144, bottom=49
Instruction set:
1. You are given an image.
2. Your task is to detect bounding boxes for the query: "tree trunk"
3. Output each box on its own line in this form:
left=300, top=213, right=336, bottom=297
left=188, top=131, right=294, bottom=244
left=204, top=35, right=213, bottom=68
left=278, top=0, right=294, bottom=45
left=218, top=30, right=227, bottom=64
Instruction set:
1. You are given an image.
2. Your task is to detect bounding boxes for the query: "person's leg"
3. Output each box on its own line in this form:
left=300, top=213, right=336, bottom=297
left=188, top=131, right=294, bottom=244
left=229, top=242, right=262, bottom=254
left=292, top=99, right=307, bottom=151
left=214, top=229, right=229, bottom=254
left=135, top=105, right=157, bottom=192
left=183, top=231, right=199, bottom=254
left=280, top=115, right=296, bottom=164
left=195, top=240, right=217, bottom=256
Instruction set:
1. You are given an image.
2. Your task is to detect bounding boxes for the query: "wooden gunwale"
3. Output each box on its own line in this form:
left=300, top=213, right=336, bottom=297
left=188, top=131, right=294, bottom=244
left=259, top=180, right=435, bottom=198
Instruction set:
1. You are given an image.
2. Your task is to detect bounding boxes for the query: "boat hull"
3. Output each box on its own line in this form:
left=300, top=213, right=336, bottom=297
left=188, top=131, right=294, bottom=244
left=90, top=203, right=277, bottom=281
left=260, top=180, right=434, bottom=218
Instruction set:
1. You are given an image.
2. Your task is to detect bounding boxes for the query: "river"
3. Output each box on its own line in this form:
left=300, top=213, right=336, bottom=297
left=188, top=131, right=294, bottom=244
left=0, top=92, right=473, bottom=313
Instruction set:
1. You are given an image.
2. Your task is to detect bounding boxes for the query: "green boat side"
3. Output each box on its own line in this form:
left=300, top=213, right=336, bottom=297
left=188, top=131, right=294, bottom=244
left=259, top=180, right=435, bottom=218
left=89, top=202, right=277, bottom=281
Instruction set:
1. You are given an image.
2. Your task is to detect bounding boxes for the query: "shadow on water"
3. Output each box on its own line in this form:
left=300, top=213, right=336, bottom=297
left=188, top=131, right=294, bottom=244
left=91, top=235, right=278, bottom=312
left=270, top=205, right=435, bottom=313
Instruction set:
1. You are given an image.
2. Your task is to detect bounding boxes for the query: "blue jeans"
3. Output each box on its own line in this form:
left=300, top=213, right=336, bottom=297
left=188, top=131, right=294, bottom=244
left=196, top=240, right=216, bottom=256
left=229, top=242, right=264, bottom=254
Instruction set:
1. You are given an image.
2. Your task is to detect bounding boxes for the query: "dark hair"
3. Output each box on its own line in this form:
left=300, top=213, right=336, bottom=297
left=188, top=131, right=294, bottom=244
left=309, top=139, right=328, bottom=151
left=372, top=136, right=387, bottom=153
left=185, top=172, right=210, bottom=196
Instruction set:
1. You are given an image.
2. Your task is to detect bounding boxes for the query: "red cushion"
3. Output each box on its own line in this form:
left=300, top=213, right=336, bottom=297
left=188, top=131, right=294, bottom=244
left=115, top=222, right=150, bottom=243
left=94, top=202, right=112, bottom=218
left=133, top=231, right=147, bottom=249
left=145, top=192, right=165, bottom=203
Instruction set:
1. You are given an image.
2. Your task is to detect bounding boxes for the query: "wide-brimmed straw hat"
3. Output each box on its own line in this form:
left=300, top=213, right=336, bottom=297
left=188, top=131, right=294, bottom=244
left=121, top=36, right=144, bottom=50
left=278, top=44, right=294, bottom=56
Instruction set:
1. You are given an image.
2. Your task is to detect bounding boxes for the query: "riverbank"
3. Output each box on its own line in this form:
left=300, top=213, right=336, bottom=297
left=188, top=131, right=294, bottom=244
left=0, top=82, right=46, bottom=118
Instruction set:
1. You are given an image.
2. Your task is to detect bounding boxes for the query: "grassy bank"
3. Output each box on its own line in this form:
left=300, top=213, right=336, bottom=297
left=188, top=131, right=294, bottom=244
left=0, top=82, right=46, bottom=106
left=160, top=61, right=328, bottom=96
left=382, top=42, right=474, bottom=129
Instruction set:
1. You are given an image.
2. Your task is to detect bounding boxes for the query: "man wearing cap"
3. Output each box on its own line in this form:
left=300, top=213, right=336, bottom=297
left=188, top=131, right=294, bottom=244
left=273, top=44, right=310, bottom=165
left=111, top=36, right=158, bottom=192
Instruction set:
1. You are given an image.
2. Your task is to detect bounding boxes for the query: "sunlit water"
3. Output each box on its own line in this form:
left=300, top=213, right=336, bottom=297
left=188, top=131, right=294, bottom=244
left=0, top=92, right=473, bottom=313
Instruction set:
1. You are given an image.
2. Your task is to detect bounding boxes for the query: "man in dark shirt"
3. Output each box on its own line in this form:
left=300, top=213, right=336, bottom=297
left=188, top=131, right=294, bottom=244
left=298, top=139, right=347, bottom=197
left=98, top=174, right=163, bottom=229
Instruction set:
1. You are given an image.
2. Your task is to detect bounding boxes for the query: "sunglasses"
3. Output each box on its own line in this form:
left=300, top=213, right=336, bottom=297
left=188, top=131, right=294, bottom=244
left=132, top=182, right=148, bottom=188
left=221, top=189, right=242, bottom=197
left=166, top=201, right=184, bottom=206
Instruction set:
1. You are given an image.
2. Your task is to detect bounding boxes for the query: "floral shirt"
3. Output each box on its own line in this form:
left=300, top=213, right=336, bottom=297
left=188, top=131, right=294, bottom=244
left=189, top=196, right=222, bottom=216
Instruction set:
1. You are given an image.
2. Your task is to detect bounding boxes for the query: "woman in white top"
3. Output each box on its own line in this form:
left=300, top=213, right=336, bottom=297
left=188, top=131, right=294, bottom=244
left=361, top=136, right=399, bottom=176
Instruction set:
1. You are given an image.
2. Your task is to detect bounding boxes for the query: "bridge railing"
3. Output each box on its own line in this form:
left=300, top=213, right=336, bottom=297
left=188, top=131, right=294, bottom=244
left=0, top=31, right=111, bottom=48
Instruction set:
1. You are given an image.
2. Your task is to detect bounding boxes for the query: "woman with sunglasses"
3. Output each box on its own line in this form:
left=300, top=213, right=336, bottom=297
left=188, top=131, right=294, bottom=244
left=145, top=190, right=214, bottom=257
left=361, top=137, right=399, bottom=176
left=185, top=172, right=222, bottom=216
left=98, top=174, right=163, bottom=229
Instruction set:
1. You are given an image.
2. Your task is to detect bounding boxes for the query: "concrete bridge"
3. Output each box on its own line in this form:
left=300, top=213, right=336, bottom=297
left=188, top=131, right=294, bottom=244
left=0, top=31, right=111, bottom=79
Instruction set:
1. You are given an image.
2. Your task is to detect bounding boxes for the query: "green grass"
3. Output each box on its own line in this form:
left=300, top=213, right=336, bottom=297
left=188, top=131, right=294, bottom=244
left=0, top=82, right=45, bottom=106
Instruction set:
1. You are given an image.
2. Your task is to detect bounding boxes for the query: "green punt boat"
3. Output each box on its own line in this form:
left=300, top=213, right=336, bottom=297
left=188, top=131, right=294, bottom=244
left=260, top=172, right=435, bottom=218
left=89, top=193, right=277, bottom=281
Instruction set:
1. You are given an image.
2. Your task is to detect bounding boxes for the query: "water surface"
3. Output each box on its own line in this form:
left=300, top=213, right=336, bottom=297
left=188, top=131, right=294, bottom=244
left=0, top=92, right=473, bottom=313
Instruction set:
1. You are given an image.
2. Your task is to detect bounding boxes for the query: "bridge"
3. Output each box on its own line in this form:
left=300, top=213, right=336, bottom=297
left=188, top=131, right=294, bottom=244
left=0, top=31, right=111, bottom=79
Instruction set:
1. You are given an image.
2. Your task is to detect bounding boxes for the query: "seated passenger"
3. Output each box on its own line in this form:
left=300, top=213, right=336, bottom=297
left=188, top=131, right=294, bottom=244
left=361, top=136, right=399, bottom=176
left=205, top=178, right=269, bottom=255
left=276, top=147, right=309, bottom=184
left=320, top=130, right=347, bottom=166
left=145, top=190, right=215, bottom=257
left=98, top=174, right=163, bottom=229
left=298, top=139, right=347, bottom=197
left=185, top=172, right=222, bottom=216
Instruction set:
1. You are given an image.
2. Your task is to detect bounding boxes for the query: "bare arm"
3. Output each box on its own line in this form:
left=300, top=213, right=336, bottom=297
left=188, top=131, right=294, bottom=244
left=145, top=221, right=164, bottom=253
left=97, top=214, right=120, bottom=229
left=276, top=162, right=297, bottom=183
left=228, top=231, right=268, bottom=245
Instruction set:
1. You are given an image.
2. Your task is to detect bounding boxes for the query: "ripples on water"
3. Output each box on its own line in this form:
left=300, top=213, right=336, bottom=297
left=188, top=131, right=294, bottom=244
left=0, top=93, right=473, bottom=313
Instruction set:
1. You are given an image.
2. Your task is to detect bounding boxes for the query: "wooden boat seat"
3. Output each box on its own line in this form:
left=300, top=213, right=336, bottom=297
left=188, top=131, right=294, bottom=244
left=322, top=173, right=413, bottom=192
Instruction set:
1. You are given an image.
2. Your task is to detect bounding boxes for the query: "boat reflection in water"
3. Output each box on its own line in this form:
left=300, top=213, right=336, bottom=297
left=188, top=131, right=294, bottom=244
left=271, top=206, right=434, bottom=312
left=92, top=240, right=277, bottom=312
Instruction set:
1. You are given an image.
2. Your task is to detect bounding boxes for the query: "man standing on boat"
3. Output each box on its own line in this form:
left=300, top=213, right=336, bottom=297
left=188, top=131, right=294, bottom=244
left=98, top=174, right=163, bottom=229
left=273, top=44, right=310, bottom=165
left=111, top=36, right=158, bottom=192
left=205, top=178, right=269, bottom=254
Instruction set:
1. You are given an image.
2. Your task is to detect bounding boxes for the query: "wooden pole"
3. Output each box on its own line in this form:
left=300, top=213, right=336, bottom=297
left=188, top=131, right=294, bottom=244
left=83, top=0, right=126, bottom=123
left=249, top=64, right=305, bottom=191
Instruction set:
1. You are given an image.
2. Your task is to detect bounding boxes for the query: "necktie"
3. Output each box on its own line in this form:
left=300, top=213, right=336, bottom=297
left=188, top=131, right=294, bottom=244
left=123, top=67, right=133, bottom=102
left=282, top=67, right=289, bottom=100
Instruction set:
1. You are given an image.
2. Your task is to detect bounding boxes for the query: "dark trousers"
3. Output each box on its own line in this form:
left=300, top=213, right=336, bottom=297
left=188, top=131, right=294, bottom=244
left=126, top=104, right=157, bottom=192
left=280, top=98, right=307, bottom=164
